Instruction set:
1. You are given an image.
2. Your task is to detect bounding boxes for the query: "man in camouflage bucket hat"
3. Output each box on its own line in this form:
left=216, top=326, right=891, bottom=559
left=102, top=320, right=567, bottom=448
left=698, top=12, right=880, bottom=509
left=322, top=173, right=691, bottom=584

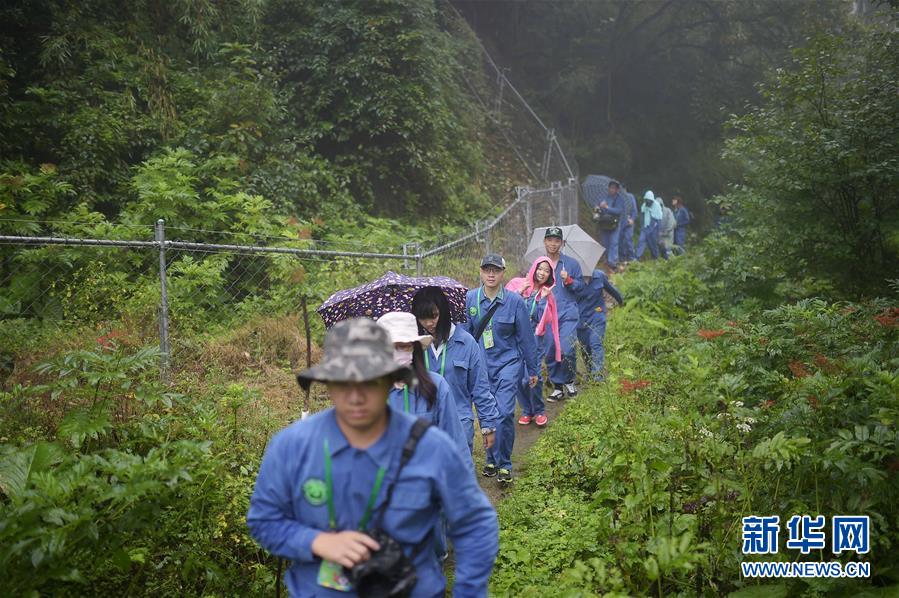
left=248, top=318, right=498, bottom=597
left=296, top=316, right=413, bottom=389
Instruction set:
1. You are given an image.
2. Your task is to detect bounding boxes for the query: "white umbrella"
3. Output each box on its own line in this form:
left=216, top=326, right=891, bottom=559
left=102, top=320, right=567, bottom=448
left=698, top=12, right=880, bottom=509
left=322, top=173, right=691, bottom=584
left=523, top=224, right=605, bottom=275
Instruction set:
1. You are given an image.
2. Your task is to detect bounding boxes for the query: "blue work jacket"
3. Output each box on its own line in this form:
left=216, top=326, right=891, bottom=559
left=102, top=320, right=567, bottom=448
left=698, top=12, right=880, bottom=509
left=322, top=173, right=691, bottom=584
left=576, top=269, right=624, bottom=328
left=551, top=254, right=584, bottom=322
left=387, top=372, right=470, bottom=465
left=425, top=325, right=501, bottom=431
left=247, top=409, right=498, bottom=597
left=675, top=206, right=691, bottom=227
left=463, top=286, right=538, bottom=380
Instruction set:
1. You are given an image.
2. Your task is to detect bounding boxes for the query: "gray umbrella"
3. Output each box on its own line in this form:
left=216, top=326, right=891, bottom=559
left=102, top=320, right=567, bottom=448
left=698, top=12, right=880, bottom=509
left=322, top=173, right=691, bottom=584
left=523, top=225, right=605, bottom=275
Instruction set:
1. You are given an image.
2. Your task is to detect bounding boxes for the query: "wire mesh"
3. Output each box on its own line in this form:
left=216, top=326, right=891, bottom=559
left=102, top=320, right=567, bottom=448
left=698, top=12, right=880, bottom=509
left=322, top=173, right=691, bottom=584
left=420, top=181, right=580, bottom=283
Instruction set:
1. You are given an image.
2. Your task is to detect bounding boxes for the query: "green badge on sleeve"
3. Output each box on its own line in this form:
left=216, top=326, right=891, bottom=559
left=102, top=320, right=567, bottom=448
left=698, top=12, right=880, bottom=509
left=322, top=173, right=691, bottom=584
left=303, top=478, right=327, bottom=506
left=468, top=306, right=477, bottom=317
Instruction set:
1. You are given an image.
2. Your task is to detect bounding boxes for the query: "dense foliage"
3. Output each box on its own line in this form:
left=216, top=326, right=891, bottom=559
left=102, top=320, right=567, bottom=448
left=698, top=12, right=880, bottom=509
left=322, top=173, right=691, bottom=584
left=492, top=255, right=899, bottom=597
left=724, top=24, right=899, bottom=294
left=0, top=0, right=492, bottom=228
left=454, top=0, right=852, bottom=225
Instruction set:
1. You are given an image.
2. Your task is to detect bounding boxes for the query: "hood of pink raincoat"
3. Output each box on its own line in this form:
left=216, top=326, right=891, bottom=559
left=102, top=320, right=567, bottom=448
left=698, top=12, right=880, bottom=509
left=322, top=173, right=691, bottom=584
left=523, top=256, right=555, bottom=295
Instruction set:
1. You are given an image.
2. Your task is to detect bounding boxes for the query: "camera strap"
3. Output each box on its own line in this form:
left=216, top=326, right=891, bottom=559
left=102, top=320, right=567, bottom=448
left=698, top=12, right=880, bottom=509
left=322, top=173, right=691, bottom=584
left=371, top=417, right=431, bottom=529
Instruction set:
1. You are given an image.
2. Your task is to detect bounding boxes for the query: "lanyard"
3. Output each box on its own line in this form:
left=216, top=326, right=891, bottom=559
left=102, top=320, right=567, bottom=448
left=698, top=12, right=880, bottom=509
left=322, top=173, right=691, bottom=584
left=529, top=291, right=539, bottom=316
left=423, top=346, right=447, bottom=376
left=476, top=287, right=496, bottom=330
left=402, top=386, right=410, bottom=413
left=323, top=438, right=386, bottom=531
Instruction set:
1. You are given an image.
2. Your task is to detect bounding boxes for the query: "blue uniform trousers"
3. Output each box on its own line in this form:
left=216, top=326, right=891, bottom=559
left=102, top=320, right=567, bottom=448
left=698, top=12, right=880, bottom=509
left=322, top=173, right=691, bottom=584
left=674, top=227, right=687, bottom=248
left=637, top=220, right=660, bottom=259
left=619, top=224, right=635, bottom=261
left=545, top=312, right=578, bottom=385
left=599, top=228, right=620, bottom=268
left=486, top=368, right=519, bottom=471
left=577, top=319, right=607, bottom=382
left=518, top=338, right=546, bottom=417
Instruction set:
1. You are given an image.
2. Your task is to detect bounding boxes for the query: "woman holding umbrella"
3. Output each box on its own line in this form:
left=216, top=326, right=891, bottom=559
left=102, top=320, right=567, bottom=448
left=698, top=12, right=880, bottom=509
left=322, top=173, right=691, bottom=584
left=411, top=287, right=500, bottom=454
left=376, top=311, right=471, bottom=467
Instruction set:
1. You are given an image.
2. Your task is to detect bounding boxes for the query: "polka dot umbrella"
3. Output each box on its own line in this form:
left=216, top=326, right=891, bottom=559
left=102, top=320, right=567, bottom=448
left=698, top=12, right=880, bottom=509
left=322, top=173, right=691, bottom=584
left=317, top=271, right=469, bottom=329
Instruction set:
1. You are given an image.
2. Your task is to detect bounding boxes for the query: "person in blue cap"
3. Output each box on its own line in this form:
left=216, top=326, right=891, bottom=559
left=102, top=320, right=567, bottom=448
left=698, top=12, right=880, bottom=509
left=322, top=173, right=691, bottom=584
left=619, top=190, right=638, bottom=265
left=575, top=269, right=624, bottom=382
left=247, top=318, right=498, bottom=597
left=593, top=180, right=625, bottom=272
left=411, top=287, right=499, bottom=455
left=463, top=253, right=538, bottom=484
left=636, top=190, right=662, bottom=260
left=541, top=226, right=585, bottom=401
left=377, top=311, right=471, bottom=467
left=672, top=194, right=690, bottom=249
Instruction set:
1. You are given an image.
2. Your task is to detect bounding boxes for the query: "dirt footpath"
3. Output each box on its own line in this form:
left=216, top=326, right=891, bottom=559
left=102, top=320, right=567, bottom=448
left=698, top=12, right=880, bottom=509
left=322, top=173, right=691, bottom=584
left=472, top=396, right=567, bottom=505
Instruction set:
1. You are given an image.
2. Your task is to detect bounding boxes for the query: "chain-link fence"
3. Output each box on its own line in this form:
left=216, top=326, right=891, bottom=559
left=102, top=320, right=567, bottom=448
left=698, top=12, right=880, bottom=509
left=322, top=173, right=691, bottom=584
left=0, top=181, right=579, bottom=381
left=439, top=1, right=578, bottom=186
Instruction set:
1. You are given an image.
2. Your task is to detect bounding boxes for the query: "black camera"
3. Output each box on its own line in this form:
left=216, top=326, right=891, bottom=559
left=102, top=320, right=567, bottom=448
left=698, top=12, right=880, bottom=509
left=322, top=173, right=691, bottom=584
left=348, top=528, right=417, bottom=597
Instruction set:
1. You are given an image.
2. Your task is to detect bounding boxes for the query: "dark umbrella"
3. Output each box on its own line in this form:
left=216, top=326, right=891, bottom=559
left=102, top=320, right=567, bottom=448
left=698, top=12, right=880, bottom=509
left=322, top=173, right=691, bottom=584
left=582, top=174, right=629, bottom=210
left=317, top=271, right=469, bottom=328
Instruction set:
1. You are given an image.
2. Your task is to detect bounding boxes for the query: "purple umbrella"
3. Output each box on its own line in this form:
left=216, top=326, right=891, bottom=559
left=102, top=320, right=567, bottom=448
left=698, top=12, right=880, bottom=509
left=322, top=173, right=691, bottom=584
left=317, top=271, right=469, bottom=328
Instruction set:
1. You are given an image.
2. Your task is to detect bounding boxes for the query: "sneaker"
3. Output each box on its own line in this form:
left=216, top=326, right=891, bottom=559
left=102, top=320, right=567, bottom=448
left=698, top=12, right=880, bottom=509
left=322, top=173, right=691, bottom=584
left=517, top=415, right=532, bottom=425
left=546, top=388, right=564, bottom=402
left=564, top=383, right=578, bottom=397
left=482, top=463, right=497, bottom=477
left=534, top=414, right=548, bottom=427
left=497, top=469, right=513, bottom=483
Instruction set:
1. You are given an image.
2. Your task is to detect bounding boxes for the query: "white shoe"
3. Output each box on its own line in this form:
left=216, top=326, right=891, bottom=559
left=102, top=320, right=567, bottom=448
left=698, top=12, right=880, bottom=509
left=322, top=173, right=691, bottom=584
left=564, top=383, right=578, bottom=397
left=546, top=389, right=564, bottom=402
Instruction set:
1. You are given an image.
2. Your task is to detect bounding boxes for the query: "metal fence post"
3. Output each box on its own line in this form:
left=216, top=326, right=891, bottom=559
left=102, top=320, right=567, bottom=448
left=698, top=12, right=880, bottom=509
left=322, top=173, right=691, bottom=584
left=155, top=219, right=171, bottom=383
left=415, top=244, right=423, bottom=277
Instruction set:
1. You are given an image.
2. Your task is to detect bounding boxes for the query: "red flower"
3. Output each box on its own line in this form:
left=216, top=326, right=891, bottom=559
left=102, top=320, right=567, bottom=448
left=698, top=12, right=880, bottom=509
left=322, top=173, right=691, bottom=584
left=874, top=308, right=899, bottom=328
left=726, top=321, right=740, bottom=328
left=761, top=399, right=776, bottom=409
left=788, top=360, right=811, bottom=378
left=697, top=329, right=726, bottom=340
left=97, top=329, right=124, bottom=349
left=619, top=378, right=652, bottom=395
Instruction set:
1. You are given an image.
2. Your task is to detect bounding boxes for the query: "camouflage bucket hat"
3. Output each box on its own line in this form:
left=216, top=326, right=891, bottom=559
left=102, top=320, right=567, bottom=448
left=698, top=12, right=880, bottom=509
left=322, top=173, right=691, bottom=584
left=296, top=318, right=411, bottom=390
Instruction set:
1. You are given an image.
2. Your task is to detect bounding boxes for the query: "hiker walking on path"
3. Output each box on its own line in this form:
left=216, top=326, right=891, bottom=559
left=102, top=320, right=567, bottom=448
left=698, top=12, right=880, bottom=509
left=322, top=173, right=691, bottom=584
left=542, top=227, right=584, bottom=401
left=463, top=254, right=538, bottom=484
left=247, top=318, right=498, bottom=597
left=619, top=190, right=638, bottom=265
left=514, top=257, right=562, bottom=428
left=659, top=196, right=675, bottom=260
left=411, top=287, right=499, bottom=455
left=636, top=191, right=662, bottom=260
left=576, top=269, right=624, bottom=382
left=377, top=311, right=471, bottom=467
left=594, top=180, right=625, bottom=272
left=673, top=195, right=690, bottom=249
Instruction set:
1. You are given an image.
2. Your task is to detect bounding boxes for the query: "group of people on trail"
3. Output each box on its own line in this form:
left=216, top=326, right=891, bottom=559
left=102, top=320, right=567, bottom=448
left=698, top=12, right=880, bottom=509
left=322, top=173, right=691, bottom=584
left=593, top=179, right=691, bottom=271
left=246, top=225, right=623, bottom=597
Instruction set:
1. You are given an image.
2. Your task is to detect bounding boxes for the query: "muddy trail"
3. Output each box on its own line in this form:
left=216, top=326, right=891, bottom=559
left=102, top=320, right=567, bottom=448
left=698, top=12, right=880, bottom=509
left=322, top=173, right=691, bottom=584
left=473, top=396, right=567, bottom=504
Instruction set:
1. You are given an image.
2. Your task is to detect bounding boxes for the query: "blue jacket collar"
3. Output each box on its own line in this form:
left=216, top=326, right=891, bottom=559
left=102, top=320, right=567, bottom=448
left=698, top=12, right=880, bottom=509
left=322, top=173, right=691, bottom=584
left=324, top=406, right=400, bottom=470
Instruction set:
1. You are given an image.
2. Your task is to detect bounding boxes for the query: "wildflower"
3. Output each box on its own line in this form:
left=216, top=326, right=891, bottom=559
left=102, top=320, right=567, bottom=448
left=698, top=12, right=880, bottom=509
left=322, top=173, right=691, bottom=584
left=736, top=422, right=752, bottom=433
left=97, top=329, right=124, bottom=349
left=699, top=427, right=713, bottom=439
left=788, top=360, right=811, bottom=378
left=873, top=307, right=899, bottom=328
left=761, top=399, right=775, bottom=409
left=730, top=400, right=744, bottom=408
left=698, top=329, right=726, bottom=340
left=618, top=378, right=651, bottom=395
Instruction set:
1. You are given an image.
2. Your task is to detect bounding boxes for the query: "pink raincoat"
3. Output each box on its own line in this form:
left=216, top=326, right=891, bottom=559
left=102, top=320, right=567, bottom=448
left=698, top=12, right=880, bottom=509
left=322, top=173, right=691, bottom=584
left=519, top=257, right=562, bottom=361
